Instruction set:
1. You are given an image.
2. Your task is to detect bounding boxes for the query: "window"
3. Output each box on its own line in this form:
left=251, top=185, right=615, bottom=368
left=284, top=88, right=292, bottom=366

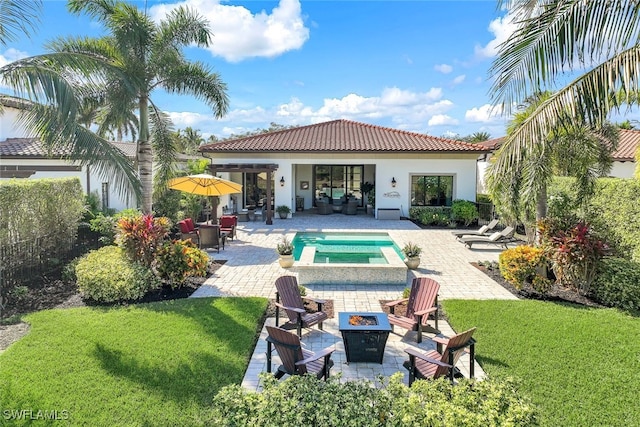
left=244, top=172, right=274, bottom=208
left=101, top=182, right=109, bottom=209
left=411, top=175, right=453, bottom=207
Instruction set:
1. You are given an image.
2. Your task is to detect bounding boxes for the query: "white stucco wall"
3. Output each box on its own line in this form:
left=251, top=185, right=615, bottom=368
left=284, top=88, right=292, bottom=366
left=0, top=108, right=26, bottom=139
left=610, top=161, right=636, bottom=179
left=204, top=152, right=480, bottom=217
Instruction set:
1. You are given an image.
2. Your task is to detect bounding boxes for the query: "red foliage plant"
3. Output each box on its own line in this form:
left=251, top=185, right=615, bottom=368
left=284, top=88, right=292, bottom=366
left=117, top=214, right=170, bottom=267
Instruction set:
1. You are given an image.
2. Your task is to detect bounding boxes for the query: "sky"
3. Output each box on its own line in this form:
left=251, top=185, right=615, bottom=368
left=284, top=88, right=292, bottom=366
left=1, top=0, right=519, bottom=141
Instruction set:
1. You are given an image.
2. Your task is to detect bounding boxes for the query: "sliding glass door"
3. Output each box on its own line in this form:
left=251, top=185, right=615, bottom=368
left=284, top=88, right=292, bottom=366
left=314, top=165, right=363, bottom=205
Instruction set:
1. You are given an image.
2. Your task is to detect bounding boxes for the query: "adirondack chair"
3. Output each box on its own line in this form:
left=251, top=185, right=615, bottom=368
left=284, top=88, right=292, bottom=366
left=385, top=277, right=440, bottom=343
left=404, top=327, right=476, bottom=385
left=266, top=326, right=335, bottom=380
left=275, top=276, right=328, bottom=337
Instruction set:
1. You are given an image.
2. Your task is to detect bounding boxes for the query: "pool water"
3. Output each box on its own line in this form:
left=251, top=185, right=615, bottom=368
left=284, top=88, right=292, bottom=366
left=292, top=232, right=403, bottom=264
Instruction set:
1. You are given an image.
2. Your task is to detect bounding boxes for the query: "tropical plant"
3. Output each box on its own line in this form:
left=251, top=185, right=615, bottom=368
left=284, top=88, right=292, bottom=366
left=116, top=213, right=170, bottom=267
left=402, top=242, right=422, bottom=258
left=26, top=0, right=230, bottom=213
left=490, top=0, right=640, bottom=185
left=275, top=205, right=291, bottom=214
left=487, top=91, right=618, bottom=236
left=275, top=236, right=293, bottom=256
left=155, top=239, right=208, bottom=288
left=498, top=245, right=551, bottom=293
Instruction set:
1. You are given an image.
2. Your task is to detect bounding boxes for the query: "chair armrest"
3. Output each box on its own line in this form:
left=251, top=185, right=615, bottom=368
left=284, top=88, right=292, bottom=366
left=414, top=307, right=438, bottom=316
left=274, top=302, right=305, bottom=314
left=305, top=297, right=326, bottom=305
left=405, top=347, right=452, bottom=368
left=432, top=336, right=449, bottom=345
left=295, top=347, right=335, bottom=366
left=385, top=298, right=408, bottom=307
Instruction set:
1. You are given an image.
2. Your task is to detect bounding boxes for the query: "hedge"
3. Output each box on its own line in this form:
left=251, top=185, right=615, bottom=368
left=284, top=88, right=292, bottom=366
left=549, top=177, right=640, bottom=262
left=0, top=177, right=84, bottom=248
left=591, top=257, right=640, bottom=311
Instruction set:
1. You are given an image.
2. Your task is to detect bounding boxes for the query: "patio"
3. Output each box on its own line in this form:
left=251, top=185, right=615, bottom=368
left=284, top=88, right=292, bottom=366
left=190, top=212, right=518, bottom=390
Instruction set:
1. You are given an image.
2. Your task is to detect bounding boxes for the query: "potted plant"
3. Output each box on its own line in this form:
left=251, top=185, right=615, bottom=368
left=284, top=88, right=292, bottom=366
left=276, top=236, right=295, bottom=268
left=402, top=242, right=422, bottom=269
left=276, top=205, right=291, bottom=219
left=362, top=182, right=375, bottom=215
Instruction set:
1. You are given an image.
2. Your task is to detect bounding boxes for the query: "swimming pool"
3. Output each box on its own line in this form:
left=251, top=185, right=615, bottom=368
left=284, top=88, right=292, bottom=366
left=292, top=232, right=408, bottom=285
left=292, top=232, right=403, bottom=264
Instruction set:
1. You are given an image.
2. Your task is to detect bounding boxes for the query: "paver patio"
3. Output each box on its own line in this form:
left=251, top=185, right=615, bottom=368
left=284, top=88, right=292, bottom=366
left=190, top=211, right=518, bottom=390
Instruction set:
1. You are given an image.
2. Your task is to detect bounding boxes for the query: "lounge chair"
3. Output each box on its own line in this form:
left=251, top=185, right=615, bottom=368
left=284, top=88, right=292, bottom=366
left=266, top=325, right=335, bottom=380
left=451, top=219, right=499, bottom=238
left=275, top=275, right=328, bottom=337
left=385, top=277, right=440, bottom=343
left=458, top=226, right=516, bottom=248
left=404, top=327, right=476, bottom=385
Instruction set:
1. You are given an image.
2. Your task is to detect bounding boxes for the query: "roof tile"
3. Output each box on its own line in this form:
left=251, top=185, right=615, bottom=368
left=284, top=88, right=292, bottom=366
left=200, top=119, right=488, bottom=153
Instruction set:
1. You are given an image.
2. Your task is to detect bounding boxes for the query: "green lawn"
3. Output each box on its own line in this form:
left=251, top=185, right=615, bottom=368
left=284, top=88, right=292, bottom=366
left=442, top=299, right=640, bottom=427
left=0, top=297, right=268, bottom=426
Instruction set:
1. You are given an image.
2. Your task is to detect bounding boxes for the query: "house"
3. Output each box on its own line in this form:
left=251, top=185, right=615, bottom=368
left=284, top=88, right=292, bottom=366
left=0, top=97, right=137, bottom=211
left=476, top=130, right=640, bottom=193
left=199, top=119, right=489, bottom=222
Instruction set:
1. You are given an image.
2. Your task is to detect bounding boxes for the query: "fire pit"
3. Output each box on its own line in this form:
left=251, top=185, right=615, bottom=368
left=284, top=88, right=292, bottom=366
left=338, top=312, right=391, bottom=364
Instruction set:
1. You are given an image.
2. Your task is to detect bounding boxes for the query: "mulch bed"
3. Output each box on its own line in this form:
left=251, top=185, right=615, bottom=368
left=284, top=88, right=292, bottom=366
left=470, top=262, right=604, bottom=308
left=1, top=260, right=228, bottom=319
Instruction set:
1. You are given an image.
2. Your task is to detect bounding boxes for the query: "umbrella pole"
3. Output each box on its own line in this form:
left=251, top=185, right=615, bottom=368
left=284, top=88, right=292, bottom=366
left=210, top=196, right=218, bottom=224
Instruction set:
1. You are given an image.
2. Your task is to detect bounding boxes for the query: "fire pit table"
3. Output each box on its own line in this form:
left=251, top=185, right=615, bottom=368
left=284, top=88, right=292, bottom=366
left=338, top=312, right=392, bottom=364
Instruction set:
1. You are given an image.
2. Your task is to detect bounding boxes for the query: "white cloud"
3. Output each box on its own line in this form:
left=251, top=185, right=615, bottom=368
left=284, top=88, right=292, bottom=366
left=475, top=13, right=517, bottom=59
left=434, top=63, right=453, bottom=74
left=166, top=87, right=457, bottom=136
left=149, top=0, right=309, bottom=62
left=465, top=104, right=503, bottom=123
left=428, top=114, right=458, bottom=126
left=452, top=75, right=466, bottom=85
left=0, top=48, right=29, bottom=67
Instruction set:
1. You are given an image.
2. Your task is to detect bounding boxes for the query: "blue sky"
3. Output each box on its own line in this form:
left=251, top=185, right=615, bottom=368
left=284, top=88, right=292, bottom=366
left=2, top=0, right=517, bottom=140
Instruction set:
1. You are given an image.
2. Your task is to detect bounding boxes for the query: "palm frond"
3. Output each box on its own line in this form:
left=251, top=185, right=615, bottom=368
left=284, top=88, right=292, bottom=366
left=148, top=102, right=177, bottom=194
left=0, top=0, right=42, bottom=44
left=157, top=5, right=212, bottom=48
left=13, top=100, right=141, bottom=203
left=159, top=61, right=229, bottom=118
left=491, top=0, right=640, bottom=115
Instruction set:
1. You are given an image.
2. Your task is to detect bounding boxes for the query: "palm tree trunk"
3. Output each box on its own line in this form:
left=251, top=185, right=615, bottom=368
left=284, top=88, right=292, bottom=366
left=535, top=184, right=547, bottom=244
left=138, top=95, right=153, bottom=213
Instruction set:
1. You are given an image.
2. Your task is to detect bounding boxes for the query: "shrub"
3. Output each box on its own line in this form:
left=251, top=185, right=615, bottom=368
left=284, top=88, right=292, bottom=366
left=90, top=209, right=142, bottom=246
left=155, top=239, right=209, bottom=288
left=409, top=207, right=452, bottom=226
left=499, top=245, right=552, bottom=293
left=543, top=221, right=608, bottom=295
left=276, top=236, right=293, bottom=255
left=117, top=214, right=170, bottom=267
left=76, top=246, right=160, bottom=303
left=591, top=257, right=640, bottom=311
left=451, top=199, right=478, bottom=226
left=62, top=257, right=83, bottom=283
left=209, top=373, right=537, bottom=426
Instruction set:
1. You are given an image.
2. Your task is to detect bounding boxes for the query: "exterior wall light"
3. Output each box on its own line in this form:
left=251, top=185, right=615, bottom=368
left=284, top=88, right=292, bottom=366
left=280, top=176, right=285, bottom=187
left=391, top=177, right=397, bottom=187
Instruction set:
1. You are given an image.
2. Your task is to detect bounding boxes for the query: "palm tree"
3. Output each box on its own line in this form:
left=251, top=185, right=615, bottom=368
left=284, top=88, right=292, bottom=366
left=50, top=0, right=229, bottom=213
left=1, top=0, right=142, bottom=201
left=487, top=92, right=618, bottom=237
left=490, top=0, right=640, bottom=181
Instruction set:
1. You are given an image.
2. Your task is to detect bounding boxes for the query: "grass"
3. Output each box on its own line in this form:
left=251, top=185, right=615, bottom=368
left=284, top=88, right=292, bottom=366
left=0, top=297, right=268, bottom=426
left=442, top=299, right=640, bottom=427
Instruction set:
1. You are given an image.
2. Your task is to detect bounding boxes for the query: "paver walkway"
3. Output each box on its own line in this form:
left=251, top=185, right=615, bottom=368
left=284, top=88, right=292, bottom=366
left=191, top=211, right=518, bottom=390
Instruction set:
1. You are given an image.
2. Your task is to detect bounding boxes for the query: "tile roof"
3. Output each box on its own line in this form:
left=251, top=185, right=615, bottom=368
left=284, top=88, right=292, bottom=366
left=0, top=138, right=137, bottom=158
left=615, top=129, right=640, bottom=161
left=199, top=119, right=489, bottom=153
left=477, top=130, right=639, bottom=162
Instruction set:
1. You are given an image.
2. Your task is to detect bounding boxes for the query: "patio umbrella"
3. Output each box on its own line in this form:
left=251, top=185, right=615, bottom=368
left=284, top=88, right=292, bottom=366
left=168, top=173, right=242, bottom=223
